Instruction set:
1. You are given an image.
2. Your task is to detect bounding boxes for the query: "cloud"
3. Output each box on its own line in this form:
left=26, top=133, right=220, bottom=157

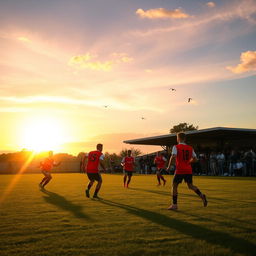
left=17, top=36, right=31, bottom=43
left=136, top=8, right=190, bottom=19
left=132, top=1, right=256, bottom=37
left=206, top=2, right=216, bottom=8
left=69, top=53, right=113, bottom=71
left=227, top=51, right=256, bottom=73
left=112, top=52, right=134, bottom=63
left=69, top=52, right=133, bottom=71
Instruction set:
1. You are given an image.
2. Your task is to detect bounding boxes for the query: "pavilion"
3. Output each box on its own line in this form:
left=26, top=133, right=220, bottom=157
left=123, top=127, right=256, bottom=153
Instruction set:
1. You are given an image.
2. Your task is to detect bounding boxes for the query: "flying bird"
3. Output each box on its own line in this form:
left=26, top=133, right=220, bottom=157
left=141, top=117, right=146, bottom=120
left=188, top=98, right=192, bottom=103
left=103, top=105, right=109, bottom=108
left=169, top=88, right=176, bottom=91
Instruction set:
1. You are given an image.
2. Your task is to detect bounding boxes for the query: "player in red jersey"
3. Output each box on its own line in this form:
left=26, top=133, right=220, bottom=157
left=83, top=144, right=106, bottom=199
left=39, top=151, right=61, bottom=189
left=154, top=152, right=167, bottom=186
left=167, top=132, right=207, bottom=210
left=121, top=150, right=135, bottom=188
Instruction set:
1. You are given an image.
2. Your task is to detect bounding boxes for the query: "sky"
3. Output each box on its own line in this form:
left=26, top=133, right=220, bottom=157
left=0, top=0, right=256, bottom=155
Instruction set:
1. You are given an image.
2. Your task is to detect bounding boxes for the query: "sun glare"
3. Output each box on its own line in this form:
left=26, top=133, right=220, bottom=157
left=20, top=117, right=65, bottom=152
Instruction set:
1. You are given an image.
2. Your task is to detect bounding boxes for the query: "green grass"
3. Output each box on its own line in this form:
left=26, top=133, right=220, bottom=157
left=0, top=174, right=256, bottom=256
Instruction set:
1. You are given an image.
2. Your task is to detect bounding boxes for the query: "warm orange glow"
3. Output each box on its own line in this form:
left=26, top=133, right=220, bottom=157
left=20, top=117, right=65, bottom=152
left=0, top=152, right=35, bottom=204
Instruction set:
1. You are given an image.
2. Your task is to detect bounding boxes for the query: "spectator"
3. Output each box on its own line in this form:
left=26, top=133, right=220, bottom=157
left=209, top=152, right=218, bottom=175
left=243, top=149, right=256, bottom=176
left=216, top=152, right=225, bottom=176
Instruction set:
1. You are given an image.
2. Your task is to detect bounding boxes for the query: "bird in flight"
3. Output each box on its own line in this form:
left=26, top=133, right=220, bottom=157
left=169, top=88, right=176, bottom=91
left=103, top=105, right=109, bottom=108
left=188, top=98, right=192, bottom=103
left=141, top=117, right=146, bottom=120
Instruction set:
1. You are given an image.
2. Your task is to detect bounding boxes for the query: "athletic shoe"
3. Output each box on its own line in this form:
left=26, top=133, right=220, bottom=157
left=167, top=204, right=178, bottom=210
left=201, top=194, right=208, bottom=207
left=39, top=183, right=43, bottom=188
left=93, top=194, right=100, bottom=199
left=85, top=189, right=90, bottom=198
left=163, top=180, right=166, bottom=186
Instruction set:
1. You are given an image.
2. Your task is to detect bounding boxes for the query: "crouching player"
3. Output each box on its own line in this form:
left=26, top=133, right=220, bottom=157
left=122, top=150, right=135, bottom=188
left=39, top=151, right=61, bottom=189
left=167, top=132, right=207, bottom=210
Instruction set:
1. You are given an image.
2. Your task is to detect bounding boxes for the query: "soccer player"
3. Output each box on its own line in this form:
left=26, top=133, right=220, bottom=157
left=84, top=143, right=106, bottom=199
left=39, top=151, right=61, bottom=189
left=167, top=132, right=207, bottom=210
left=121, top=150, right=135, bottom=188
left=154, top=152, right=167, bottom=186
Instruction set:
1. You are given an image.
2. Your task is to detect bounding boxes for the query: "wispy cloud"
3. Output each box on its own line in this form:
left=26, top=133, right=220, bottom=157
left=206, top=2, right=216, bottom=8
left=136, top=8, right=190, bottom=19
left=227, top=51, right=256, bottom=74
left=133, top=1, right=256, bottom=37
left=17, top=36, right=31, bottom=43
left=0, top=94, right=161, bottom=112
left=69, top=52, right=133, bottom=71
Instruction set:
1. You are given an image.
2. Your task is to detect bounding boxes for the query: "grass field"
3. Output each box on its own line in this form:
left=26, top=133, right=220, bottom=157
left=0, top=174, right=256, bottom=256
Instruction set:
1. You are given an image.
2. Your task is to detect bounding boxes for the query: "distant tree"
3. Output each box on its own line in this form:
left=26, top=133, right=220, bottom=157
left=170, top=122, right=198, bottom=134
left=119, top=148, right=142, bottom=158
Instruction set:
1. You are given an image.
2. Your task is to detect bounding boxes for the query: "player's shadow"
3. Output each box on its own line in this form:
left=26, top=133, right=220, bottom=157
left=41, top=189, right=92, bottom=220
left=98, top=199, right=256, bottom=256
left=130, top=187, right=170, bottom=196
left=130, top=188, right=256, bottom=229
left=130, top=187, right=254, bottom=204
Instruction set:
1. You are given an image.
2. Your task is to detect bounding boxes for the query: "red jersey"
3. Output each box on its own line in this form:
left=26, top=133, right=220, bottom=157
left=122, top=156, right=135, bottom=171
left=154, top=156, right=166, bottom=169
left=86, top=150, right=103, bottom=173
left=41, top=158, right=54, bottom=171
left=174, top=144, right=194, bottom=174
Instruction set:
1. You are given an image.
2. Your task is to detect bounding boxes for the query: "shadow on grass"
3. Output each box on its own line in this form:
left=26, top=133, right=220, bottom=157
left=130, top=187, right=254, bottom=204
left=41, top=189, right=92, bottom=220
left=98, top=199, right=256, bottom=256
left=131, top=188, right=256, bottom=230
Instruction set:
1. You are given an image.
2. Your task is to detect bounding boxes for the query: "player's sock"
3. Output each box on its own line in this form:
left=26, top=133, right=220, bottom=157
left=173, top=195, right=178, bottom=204
left=40, top=177, right=47, bottom=184
left=42, top=177, right=51, bottom=187
left=93, top=188, right=100, bottom=197
left=195, top=189, right=202, bottom=197
left=157, top=176, right=161, bottom=184
left=127, top=178, right=131, bottom=187
left=124, top=176, right=127, bottom=187
left=85, top=189, right=90, bottom=198
left=87, top=183, right=92, bottom=190
left=160, top=176, right=166, bottom=182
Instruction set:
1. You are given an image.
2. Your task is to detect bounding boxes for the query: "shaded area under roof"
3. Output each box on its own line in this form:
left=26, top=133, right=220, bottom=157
left=124, top=127, right=256, bottom=148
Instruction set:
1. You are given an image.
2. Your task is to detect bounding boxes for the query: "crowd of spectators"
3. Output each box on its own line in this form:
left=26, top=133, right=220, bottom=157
left=137, top=148, right=256, bottom=177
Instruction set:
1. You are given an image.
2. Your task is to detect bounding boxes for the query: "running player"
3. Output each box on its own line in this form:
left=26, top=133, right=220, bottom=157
left=121, top=150, right=135, bottom=188
left=167, top=132, right=207, bottom=210
left=84, top=144, right=106, bottom=199
left=154, top=152, right=167, bottom=186
left=39, top=151, right=61, bottom=189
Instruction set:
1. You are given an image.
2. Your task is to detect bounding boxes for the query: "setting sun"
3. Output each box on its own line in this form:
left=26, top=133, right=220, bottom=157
left=20, top=117, right=65, bottom=152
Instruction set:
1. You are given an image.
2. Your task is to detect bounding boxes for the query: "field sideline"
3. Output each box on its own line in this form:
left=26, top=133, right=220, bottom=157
left=0, top=174, right=255, bottom=256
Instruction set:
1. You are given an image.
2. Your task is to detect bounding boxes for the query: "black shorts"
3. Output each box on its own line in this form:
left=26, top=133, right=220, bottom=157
left=156, top=168, right=165, bottom=175
left=124, top=170, right=133, bottom=176
left=87, top=173, right=102, bottom=182
left=173, top=174, right=192, bottom=184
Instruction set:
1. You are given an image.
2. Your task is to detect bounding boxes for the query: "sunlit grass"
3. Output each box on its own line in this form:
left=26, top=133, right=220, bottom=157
left=0, top=174, right=255, bottom=256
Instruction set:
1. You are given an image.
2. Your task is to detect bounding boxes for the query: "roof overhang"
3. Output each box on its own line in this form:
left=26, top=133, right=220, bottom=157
left=123, top=127, right=256, bottom=146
